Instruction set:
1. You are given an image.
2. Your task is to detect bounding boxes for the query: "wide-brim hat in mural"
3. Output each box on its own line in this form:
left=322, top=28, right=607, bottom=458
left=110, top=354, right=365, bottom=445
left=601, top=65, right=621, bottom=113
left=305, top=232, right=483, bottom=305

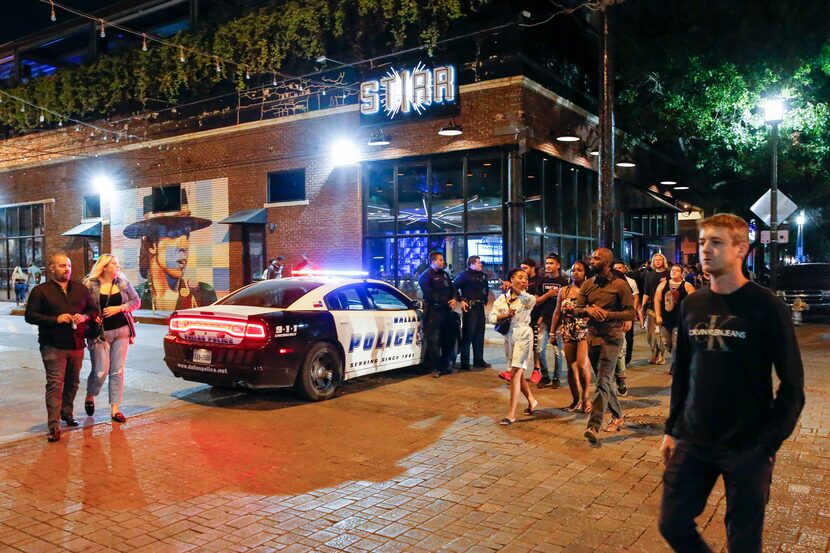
left=123, top=189, right=212, bottom=239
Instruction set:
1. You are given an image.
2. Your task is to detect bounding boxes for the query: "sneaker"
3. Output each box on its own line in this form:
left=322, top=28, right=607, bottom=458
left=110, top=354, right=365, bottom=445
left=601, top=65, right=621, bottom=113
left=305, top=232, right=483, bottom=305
left=617, top=379, right=628, bottom=396
left=498, top=371, right=512, bottom=382
left=584, top=426, right=599, bottom=444
left=604, top=418, right=625, bottom=432
left=657, top=356, right=666, bottom=365
left=473, top=361, right=492, bottom=368
left=551, top=378, right=562, bottom=389
left=537, top=376, right=551, bottom=389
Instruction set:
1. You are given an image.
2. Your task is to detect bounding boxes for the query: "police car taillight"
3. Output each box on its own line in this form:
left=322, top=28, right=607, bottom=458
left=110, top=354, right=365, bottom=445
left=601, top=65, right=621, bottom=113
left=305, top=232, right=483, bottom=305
left=168, top=315, right=268, bottom=340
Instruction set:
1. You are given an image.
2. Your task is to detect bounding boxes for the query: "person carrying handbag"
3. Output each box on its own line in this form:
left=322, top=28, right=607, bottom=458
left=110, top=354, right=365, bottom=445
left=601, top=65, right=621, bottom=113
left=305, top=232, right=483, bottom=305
left=82, top=254, right=141, bottom=423
left=489, top=267, right=538, bottom=426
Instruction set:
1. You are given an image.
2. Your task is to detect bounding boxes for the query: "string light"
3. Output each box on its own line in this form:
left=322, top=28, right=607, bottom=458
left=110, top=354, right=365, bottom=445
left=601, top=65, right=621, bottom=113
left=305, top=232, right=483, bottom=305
left=49, top=0, right=56, bottom=21
left=39, top=111, right=45, bottom=123
left=20, top=104, right=26, bottom=113
left=245, top=67, right=250, bottom=80
left=215, top=57, right=221, bottom=73
left=179, top=45, right=185, bottom=63
left=99, top=19, right=106, bottom=38
left=142, top=33, right=148, bottom=52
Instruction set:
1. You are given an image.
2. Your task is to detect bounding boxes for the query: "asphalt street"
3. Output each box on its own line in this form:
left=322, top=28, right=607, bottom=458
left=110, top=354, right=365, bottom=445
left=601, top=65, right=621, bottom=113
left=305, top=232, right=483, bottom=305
left=0, top=305, right=828, bottom=552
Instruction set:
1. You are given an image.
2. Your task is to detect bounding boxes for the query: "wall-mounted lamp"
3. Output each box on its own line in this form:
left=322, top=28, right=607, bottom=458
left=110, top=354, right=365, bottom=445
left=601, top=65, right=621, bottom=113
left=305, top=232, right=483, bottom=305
left=368, top=129, right=391, bottom=146
left=659, top=180, right=677, bottom=185
left=438, top=120, right=463, bottom=137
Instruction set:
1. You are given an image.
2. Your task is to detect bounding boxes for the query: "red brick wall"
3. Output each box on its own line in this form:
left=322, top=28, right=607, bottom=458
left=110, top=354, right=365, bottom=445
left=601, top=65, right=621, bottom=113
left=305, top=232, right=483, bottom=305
left=0, top=78, right=599, bottom=293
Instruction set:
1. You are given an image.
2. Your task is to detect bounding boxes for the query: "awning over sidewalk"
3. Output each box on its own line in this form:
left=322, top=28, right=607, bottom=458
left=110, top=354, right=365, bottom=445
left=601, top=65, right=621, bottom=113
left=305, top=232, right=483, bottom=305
left=61, top=221, right=101, bottom=237
left=219, top=208, right=267, bottom=224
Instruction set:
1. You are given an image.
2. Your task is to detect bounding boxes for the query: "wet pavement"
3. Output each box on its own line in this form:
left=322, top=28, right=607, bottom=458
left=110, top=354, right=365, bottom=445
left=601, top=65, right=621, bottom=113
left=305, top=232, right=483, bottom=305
left=0, top=306, right=828, bottom=552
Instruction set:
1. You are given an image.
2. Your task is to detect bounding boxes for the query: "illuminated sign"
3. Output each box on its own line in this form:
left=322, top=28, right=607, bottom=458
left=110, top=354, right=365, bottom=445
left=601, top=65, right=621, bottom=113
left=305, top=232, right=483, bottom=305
left=359, top=62, right=459, bottom=125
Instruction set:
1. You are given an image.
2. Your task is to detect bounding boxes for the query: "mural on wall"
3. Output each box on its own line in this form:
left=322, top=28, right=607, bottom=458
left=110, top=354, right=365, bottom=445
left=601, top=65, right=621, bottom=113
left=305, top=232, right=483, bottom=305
left=110, top=179, right=230, bottom=311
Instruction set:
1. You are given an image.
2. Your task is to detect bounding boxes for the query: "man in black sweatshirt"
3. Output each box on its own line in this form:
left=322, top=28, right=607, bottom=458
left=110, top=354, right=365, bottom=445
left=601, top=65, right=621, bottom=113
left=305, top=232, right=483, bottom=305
left=659, top=214, right=805, bottom=553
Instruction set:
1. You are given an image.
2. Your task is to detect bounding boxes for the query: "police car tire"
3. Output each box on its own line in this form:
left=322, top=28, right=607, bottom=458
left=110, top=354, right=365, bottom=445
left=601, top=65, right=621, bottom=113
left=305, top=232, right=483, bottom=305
left=295, top=342, right=343, bottom=401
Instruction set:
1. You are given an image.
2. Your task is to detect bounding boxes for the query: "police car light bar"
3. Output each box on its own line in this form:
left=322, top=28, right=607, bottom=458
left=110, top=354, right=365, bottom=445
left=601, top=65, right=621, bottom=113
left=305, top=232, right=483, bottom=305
left=169, top=316, right=267, bottom=339
left=292, top=269, right=370, bottom=277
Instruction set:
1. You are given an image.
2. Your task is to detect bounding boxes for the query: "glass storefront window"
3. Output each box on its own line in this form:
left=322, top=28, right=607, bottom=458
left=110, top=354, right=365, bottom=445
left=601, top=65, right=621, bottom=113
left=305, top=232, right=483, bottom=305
left=467, top=153, right=502, bottom=233
left=365, top=164, right=395, bottom=235
left=544, top=158, right=561, bottom=235
left=524, top=153, right=543, bottom=234
left=397, top=162, right=429, bottom=234
left=428, top=235, right=464, bottom=275
left=20, top=206, right=33, bottom=237
left=561, top=166, right=577, bottom=236
left=6, top=209, right=19, bottom=237
left=364, top=236, right=397, bottom=281
left=32, top=204, right=43, bottom=236
left=467, top=234, right=504, bottom=279
left=430, top=158, right=464, bottom=234
left=578, top=169, right=593, bottom=237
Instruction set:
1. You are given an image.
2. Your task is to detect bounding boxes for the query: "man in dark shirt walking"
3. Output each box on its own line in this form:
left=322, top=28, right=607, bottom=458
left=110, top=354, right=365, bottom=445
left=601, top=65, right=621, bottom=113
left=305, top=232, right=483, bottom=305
left=419, top=251, right=458, bottom=378
left=575, top=248, right=635, bottom=443
left=659, top=213, right=805, bottom=553
left=25, top=254, right=98, bottom=442
left=453, top=255, right=491, bottom=371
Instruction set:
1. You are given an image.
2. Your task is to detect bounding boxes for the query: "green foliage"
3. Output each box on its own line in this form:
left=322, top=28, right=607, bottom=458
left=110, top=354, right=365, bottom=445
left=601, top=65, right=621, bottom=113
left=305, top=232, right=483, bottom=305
left=615, top=0, right=830, bottom=259
left=0, top=0, right=483, bottom=132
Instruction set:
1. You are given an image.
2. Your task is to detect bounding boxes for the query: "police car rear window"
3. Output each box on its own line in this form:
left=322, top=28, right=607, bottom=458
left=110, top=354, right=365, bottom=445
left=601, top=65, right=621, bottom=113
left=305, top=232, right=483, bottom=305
left=216, top=281, right=323, bottom=308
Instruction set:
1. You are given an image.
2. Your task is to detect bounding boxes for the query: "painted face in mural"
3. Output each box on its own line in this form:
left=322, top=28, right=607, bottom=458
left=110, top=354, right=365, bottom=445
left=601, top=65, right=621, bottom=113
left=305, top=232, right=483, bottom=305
left=150, top=233, right=190, bottom=281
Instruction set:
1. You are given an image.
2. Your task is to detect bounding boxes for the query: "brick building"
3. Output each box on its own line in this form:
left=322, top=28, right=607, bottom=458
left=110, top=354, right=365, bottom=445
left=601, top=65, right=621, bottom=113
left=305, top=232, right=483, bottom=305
left=0, top=2, right=684, bottom=305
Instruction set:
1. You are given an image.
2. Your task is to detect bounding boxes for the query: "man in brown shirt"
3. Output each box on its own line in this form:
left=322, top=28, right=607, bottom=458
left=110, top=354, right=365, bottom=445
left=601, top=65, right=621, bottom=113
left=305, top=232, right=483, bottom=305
left=574, top=248, right=636, bottom=443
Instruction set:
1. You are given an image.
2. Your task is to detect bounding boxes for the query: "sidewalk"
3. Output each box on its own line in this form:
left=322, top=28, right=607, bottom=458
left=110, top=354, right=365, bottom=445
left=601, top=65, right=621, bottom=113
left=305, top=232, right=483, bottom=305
left=0, top=315, right=826, bottom=551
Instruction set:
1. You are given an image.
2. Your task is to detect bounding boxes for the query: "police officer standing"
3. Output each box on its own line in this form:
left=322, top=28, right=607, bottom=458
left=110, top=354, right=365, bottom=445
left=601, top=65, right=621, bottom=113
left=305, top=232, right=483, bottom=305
left=419, top=251, right=458, bottom=378
left=453, top=255, right=491, bottom=371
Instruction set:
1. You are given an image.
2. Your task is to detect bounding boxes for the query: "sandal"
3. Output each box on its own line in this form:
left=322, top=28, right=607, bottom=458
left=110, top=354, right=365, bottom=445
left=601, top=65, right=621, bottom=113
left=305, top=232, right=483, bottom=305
left=523, top=400, right=539, bottom=416
left=563, top=402, right=582, bottom=413
left=111, top=412, right=127, bottom=423
left=498, top=418, right=515, bottom=426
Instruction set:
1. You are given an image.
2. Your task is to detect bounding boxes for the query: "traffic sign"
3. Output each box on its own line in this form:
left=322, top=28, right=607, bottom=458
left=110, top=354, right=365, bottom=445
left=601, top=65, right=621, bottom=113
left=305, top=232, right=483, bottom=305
left=760, top=230, right=789, bottom=244
left=750, top=189, right=797, bottom=227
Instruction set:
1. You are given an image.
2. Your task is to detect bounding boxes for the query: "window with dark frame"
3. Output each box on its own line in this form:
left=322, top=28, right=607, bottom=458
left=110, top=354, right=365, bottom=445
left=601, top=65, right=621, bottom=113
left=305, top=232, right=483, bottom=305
left=83, top=194, right=101, bottom=219
left=152, top=185, right=181, bottom=213
left=267, top=169, right=306, bottom=204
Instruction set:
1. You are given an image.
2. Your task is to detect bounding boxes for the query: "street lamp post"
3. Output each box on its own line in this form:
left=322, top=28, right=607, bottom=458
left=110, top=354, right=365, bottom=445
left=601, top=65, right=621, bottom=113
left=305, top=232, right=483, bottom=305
left=796, top=211, right=805, bottom=263
left=762, top=99, right=784, bottom=290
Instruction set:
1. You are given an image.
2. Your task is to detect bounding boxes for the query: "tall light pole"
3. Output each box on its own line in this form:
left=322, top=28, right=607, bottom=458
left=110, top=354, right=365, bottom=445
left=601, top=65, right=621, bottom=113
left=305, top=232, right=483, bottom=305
left=761, top=98, right=784, bottom=290
left=597, top=0, right=616, bottom=250
left=796, top=211, right=805, bottom=263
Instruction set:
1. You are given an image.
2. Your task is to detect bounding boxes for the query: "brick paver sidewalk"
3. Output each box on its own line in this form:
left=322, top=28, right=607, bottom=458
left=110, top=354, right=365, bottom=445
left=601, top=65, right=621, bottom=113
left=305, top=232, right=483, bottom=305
left=0, top=326, right=827, bottom=552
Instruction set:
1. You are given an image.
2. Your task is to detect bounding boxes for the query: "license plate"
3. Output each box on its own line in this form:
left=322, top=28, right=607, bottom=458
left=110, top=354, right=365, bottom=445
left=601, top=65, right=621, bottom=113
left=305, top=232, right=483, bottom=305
left=192, top=348, right=212, bottom=365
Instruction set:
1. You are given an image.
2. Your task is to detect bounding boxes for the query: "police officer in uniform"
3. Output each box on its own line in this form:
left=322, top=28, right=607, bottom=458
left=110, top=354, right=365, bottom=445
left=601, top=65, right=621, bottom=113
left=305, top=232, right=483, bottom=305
left=419, top=251, right=458, bottom=378
left=453, top=255, right=491, bottom=371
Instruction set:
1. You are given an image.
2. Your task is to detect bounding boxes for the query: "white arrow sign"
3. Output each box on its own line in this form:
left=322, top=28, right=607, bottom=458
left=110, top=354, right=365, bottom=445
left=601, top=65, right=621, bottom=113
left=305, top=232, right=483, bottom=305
left=750, top=189, right=797, bottom=227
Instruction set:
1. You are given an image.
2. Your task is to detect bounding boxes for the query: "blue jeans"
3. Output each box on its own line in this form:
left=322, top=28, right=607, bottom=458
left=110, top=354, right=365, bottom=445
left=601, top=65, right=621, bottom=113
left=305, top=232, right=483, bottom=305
left=14, top=282, right=27, bottom=303
left=537, top=322, right=564, bottom=381
left=87, top=325, right=131, bottom=405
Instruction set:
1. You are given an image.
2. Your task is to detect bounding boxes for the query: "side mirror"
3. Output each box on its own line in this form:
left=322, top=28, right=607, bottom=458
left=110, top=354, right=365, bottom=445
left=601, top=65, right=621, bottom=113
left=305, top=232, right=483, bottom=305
left=410, top=299, right=424, bottom=310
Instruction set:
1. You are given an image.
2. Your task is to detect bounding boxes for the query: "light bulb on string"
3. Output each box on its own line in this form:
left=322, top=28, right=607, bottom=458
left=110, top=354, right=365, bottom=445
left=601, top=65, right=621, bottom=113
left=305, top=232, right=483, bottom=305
left=20, top=104, right=25, bottom=113
left=272, top=73, right=278, bottom=87
left=179, top=46, right=185, bottom=63
left=50, top=1, right=56, bottom=21
left=58, top=120, right=63, bottom=127
left=99, top=19, right=105, bottom=38
left=245, top=67, right=250, bottom=80
left=39, top=111, right=45, bottom=123
left=142, top=34, right=148, bottom=52
left=215, top=58, right=221, bottom=73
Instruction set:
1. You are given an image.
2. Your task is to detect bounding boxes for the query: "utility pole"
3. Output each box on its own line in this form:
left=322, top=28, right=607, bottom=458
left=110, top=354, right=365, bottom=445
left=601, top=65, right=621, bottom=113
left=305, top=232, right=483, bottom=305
left=770, top=120, right=779, bottom=291
left=597, top=0, right=615, bottom=249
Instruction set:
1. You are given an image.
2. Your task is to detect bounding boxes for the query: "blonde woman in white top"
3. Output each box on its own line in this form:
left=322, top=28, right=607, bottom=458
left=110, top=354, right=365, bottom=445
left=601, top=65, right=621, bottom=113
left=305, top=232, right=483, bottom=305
left=489, top=267, right=538, bottom=425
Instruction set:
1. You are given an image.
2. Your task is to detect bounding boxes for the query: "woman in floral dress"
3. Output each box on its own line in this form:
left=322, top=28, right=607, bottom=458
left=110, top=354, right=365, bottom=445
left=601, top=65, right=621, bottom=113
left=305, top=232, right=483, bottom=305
left=551, top=261, right=592, bottom=412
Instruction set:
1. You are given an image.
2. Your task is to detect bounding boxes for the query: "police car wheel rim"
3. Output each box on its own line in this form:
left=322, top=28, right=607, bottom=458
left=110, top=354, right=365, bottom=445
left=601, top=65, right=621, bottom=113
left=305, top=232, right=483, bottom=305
left=310, top=353, right=334, bottom=391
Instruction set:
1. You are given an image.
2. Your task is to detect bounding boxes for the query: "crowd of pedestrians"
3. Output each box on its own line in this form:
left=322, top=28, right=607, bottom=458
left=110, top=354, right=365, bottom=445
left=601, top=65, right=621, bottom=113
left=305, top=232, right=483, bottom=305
left=415, top=213, right=804, bottom=553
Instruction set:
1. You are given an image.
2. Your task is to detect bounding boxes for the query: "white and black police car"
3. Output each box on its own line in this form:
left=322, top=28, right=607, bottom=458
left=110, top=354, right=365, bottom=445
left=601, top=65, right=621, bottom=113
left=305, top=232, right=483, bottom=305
left=163, top=274, right=425, bottom=400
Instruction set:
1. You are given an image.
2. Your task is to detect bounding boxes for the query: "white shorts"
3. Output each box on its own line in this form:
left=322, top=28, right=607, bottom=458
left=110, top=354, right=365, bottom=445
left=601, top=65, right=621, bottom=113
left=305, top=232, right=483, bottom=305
left=504, top=325, right=534, bottom=377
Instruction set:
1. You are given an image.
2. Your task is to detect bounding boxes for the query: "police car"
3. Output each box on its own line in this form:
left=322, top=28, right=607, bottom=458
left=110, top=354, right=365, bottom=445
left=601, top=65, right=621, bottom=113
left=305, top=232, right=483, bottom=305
left=163, top=275, right=425, bottom=400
